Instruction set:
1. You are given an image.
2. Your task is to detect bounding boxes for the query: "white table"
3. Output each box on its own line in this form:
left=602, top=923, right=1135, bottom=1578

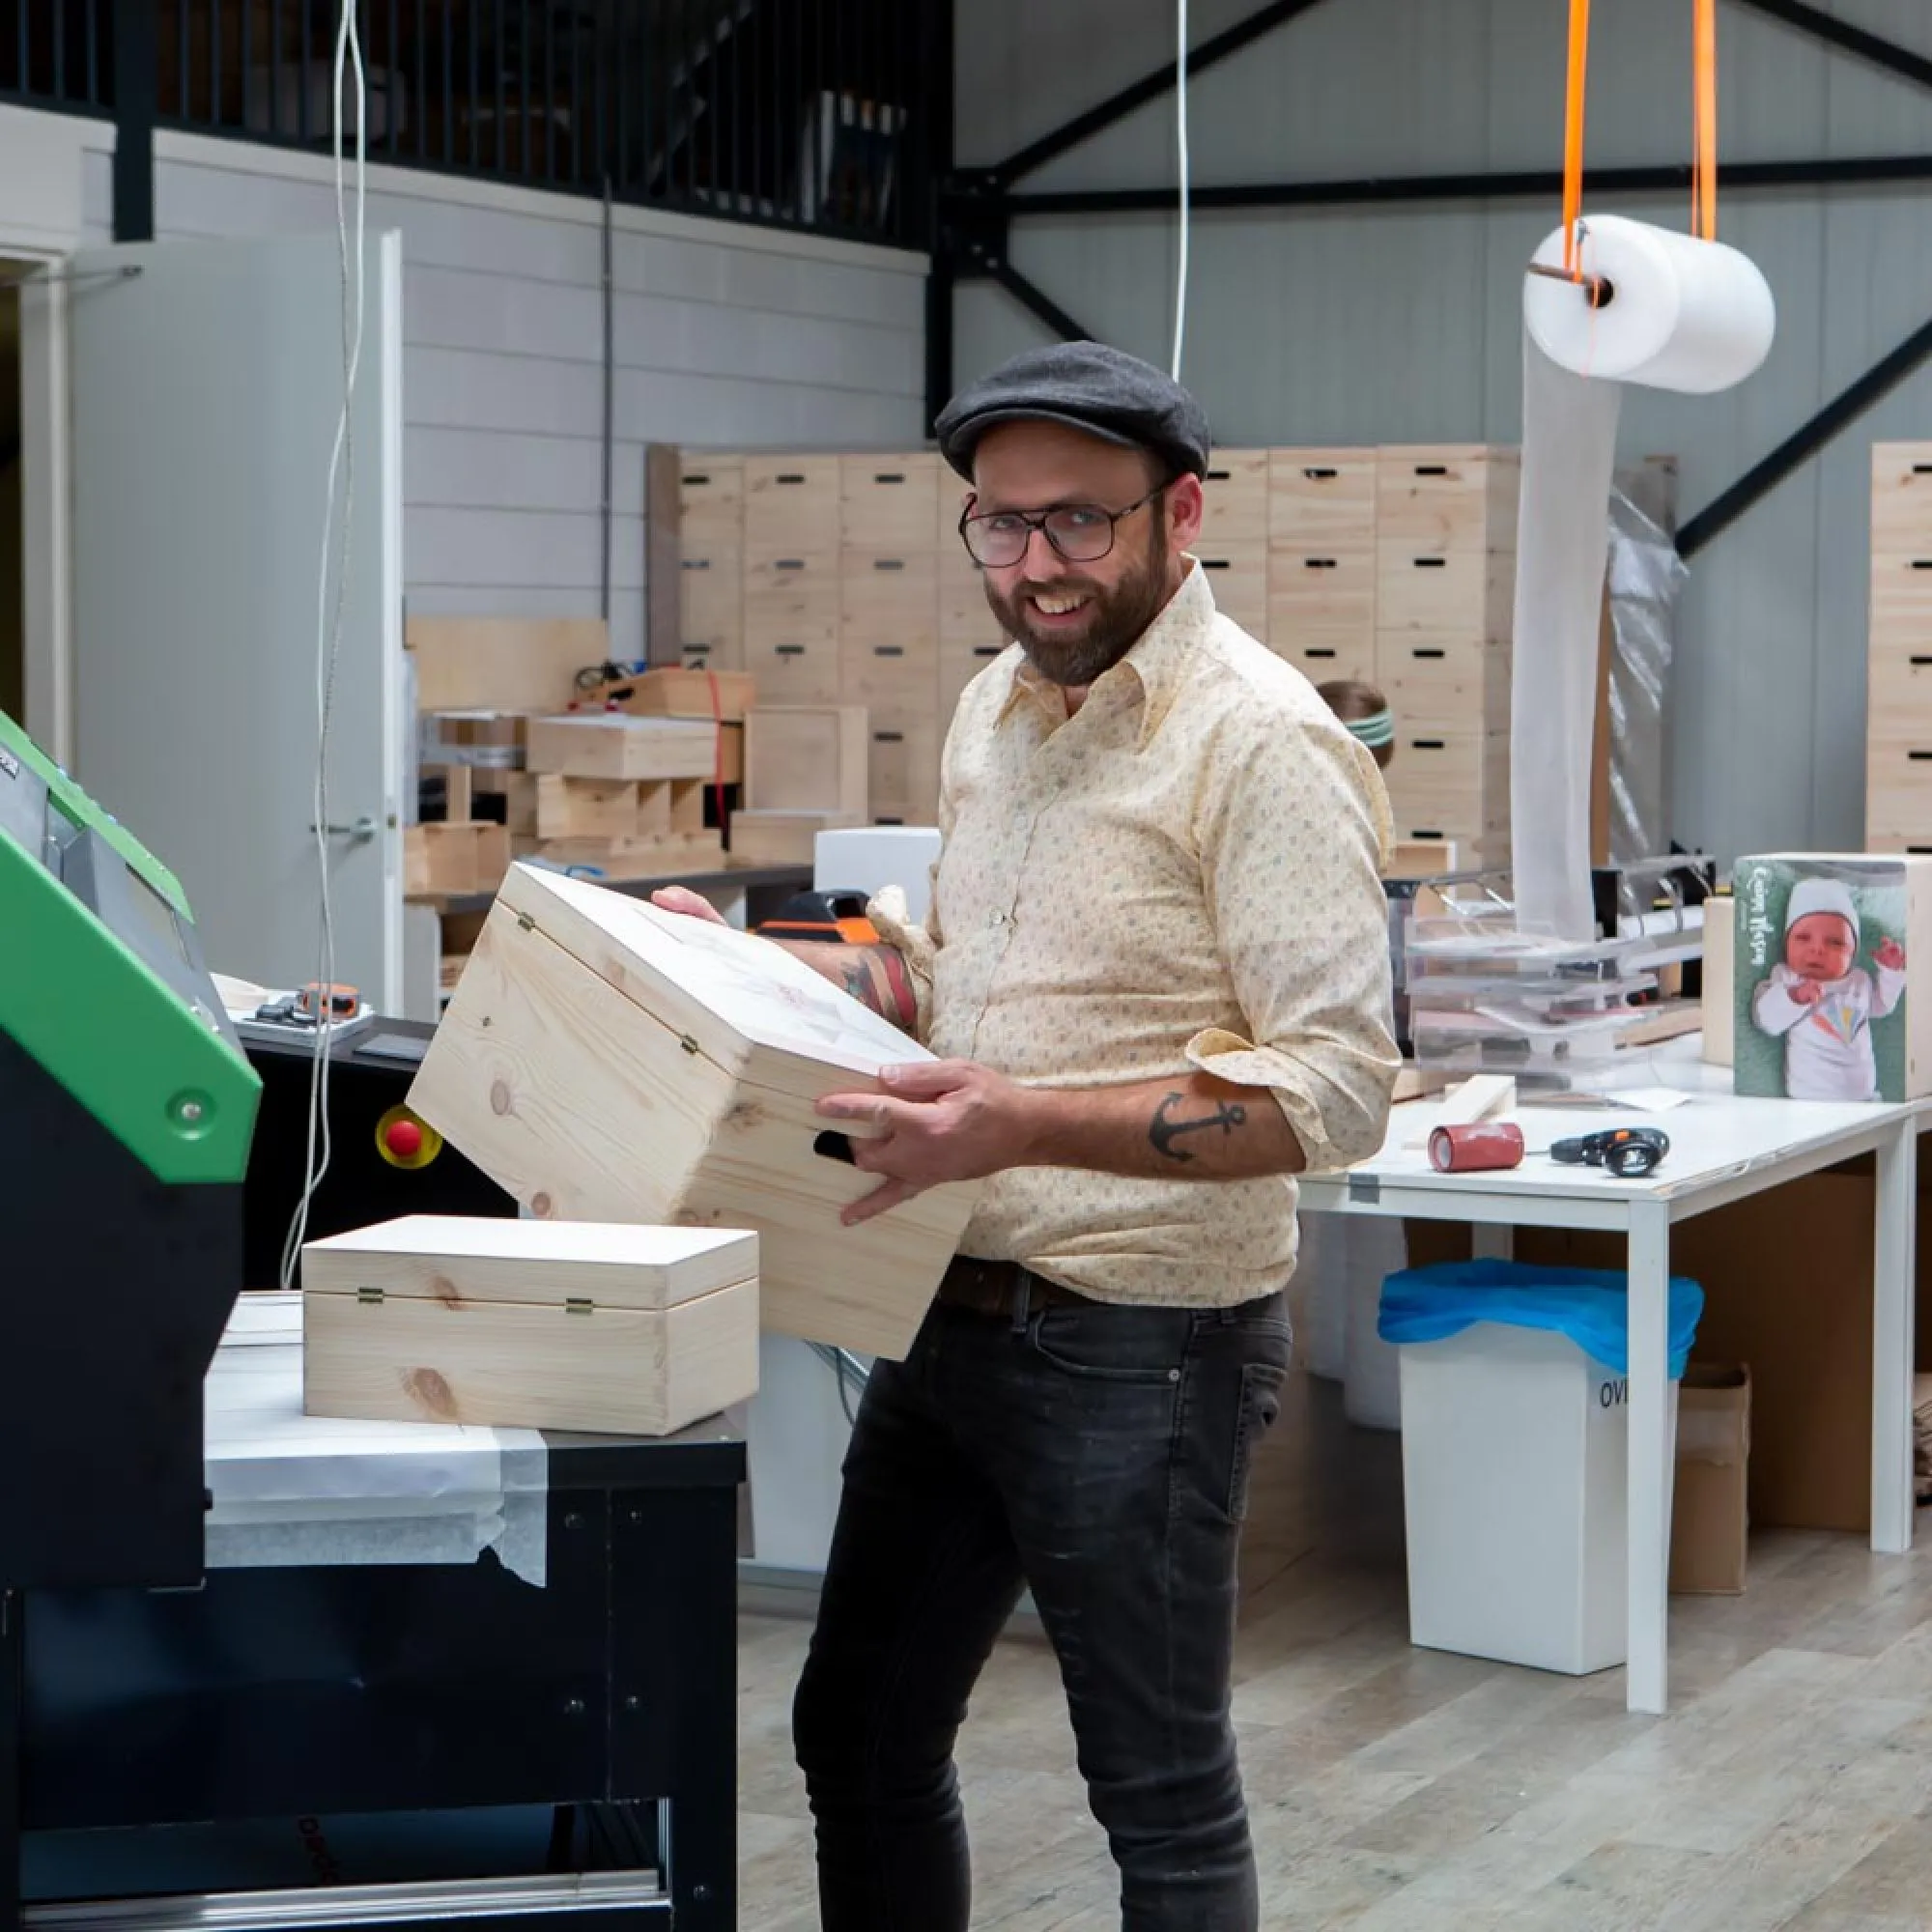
left=1295, top=1080, right=1921, bottom=1716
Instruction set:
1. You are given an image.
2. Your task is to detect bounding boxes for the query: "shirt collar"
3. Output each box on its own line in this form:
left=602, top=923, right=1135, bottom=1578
left=997, top=557, right=1216, bottom=748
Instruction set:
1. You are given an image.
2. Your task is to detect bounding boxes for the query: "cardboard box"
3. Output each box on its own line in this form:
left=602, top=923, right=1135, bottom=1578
left=1670, top=1363, right=1750, bottom=1595
left=407, top=864, right=980, bottom=1357
left=1731, top=853, right=1932, bottom=1101
left=302, top=1216, right=759, bottom=1436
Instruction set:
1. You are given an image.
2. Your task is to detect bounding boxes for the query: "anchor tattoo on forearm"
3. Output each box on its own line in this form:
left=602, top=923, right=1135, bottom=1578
left=1149, top=1092, right=1248, bottom=1162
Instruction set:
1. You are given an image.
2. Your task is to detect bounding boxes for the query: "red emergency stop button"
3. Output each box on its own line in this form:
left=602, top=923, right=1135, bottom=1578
left=375, top=1104, right=441, bottom=1169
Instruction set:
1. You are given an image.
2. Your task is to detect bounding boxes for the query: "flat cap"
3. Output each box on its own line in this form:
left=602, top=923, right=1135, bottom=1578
left=933, top=340, right=1212, bottom=483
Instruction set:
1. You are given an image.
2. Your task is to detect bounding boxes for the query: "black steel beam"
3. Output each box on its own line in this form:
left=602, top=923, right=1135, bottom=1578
left=1727, top=0, right=1932, bottom=95
left=923, top=0, right=958, bottom=429
left=984, top=0, right=1334, bottom=188
left=958, top=244, right=1096, bottom=344
left=111, top=0, right=156, bottom=242
left=980, top=151, right=1932, bottom=218
left=1678, top=312, right=1932, bottom=559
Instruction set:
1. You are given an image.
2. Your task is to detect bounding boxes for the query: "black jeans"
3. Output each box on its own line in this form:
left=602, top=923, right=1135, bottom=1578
left=791, top=1279, right=1293, bottom=1931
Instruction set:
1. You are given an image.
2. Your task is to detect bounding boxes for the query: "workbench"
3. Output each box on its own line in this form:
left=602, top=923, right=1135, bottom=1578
left=1296, top=1065, right=1923, bottom=1718
left=1, top=1299, right=746, bottom=1932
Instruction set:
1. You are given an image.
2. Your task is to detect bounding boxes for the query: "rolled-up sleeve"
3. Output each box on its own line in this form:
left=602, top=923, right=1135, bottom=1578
left=1184, top=714, right=1401, bottom=1171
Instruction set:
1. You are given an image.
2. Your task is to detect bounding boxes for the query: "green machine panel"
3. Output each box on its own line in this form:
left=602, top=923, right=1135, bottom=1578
left=0, top=708, right=263, bottom=1592
left=0, top=709, right=259, bottom=1181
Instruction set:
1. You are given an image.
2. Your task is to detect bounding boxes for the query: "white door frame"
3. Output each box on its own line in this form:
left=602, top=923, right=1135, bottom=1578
left=16, top=257, right=71, bottom=765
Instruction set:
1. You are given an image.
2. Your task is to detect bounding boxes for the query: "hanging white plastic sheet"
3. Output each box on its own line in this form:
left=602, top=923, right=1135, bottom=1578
left=1511, top=214, right=1776, bottom=938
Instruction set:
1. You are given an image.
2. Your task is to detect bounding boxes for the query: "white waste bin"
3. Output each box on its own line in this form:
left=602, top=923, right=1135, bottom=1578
left=1397, top=1321, right=1679, bottom=1676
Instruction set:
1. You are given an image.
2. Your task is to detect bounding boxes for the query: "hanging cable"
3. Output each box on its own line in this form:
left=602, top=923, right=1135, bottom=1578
left=280, top=0, right=369, bottom=1292
left=1171, top=0, right=1190, bottom=381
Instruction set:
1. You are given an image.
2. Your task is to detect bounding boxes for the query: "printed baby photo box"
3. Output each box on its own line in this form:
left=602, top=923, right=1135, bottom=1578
left=407, top=863, right=980, bottom=1359
left=1729, top=853, right=1932, bottom=1103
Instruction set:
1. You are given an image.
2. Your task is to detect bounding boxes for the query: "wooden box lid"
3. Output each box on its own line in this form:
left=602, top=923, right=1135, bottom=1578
left=302, top=1214, right=757, bottom=1310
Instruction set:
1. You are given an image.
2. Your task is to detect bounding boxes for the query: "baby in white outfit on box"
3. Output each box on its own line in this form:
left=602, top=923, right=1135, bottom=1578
left=1750, top=877, right=1907, bottom=1101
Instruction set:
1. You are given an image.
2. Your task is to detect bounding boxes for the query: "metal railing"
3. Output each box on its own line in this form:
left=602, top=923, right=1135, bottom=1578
left=141, top=0, right=936, bottom=248
left=1, top=0, right=111, bottom=113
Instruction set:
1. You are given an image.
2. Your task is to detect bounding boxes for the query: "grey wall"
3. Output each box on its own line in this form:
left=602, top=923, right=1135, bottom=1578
left=955, top=0, right=1932, bottom=862
left=86, top=135, right=928, bottom=664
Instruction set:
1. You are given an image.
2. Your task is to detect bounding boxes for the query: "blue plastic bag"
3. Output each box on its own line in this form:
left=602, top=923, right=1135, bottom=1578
left=1377, top=1259, right=1704, bottom=1378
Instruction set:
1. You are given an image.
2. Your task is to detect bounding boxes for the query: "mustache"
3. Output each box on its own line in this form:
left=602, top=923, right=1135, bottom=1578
left=1010, top=578, right=1103, bottom=602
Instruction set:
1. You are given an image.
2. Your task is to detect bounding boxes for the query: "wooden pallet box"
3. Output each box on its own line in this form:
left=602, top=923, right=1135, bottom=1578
left=526, top=714, right=719, bottom=782
left=302, top=1216, right=759, bottom=1436
left=407, top=864, right=980, bottom=1358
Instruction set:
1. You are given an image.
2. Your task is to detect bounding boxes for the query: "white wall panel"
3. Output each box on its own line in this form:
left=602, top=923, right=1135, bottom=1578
left=955, top=0, right=1932, bottom=859
left=148, top=130, right=926, bottom=662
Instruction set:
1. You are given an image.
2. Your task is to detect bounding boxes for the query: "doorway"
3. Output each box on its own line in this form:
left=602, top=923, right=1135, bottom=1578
left=0, top=262, right=23, bottom=724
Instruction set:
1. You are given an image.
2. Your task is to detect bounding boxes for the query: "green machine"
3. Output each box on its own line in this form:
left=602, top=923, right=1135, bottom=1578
left=0, top=708, right=262, bottom=1592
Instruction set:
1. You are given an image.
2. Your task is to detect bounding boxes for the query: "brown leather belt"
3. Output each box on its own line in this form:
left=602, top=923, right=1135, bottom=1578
left=936, top=1253, right=1091, bottom=1317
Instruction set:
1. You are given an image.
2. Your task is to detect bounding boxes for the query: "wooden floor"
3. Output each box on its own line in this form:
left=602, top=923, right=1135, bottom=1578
left=735, top=1367, right=1932, bottom=1930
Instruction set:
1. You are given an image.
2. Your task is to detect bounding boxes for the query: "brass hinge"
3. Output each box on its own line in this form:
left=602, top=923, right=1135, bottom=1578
left=565, top=1297, right=594, bottom=1317
left=357, top=1285, right=385, bottom=1305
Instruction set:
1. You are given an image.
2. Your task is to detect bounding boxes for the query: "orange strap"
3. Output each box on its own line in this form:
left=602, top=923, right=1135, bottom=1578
left=1691, top=0, right=1718, bottom=240
left=1562, top=0, right=1590, bottom=277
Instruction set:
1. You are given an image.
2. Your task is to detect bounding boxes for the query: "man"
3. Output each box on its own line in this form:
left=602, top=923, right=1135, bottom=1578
left=656, top=341, right=1397, bottom=1930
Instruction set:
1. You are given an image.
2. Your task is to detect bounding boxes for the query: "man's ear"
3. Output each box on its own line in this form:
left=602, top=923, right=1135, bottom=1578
left=1166, top=472, right=1206, bottom=550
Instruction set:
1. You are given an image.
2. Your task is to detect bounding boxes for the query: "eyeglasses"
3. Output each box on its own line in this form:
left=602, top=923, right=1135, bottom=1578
left=957, top=485, right=1164, bottom=569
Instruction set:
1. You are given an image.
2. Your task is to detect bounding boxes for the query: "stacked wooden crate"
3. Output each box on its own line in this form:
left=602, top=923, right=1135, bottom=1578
left=1373, top=447, right=1518, bottom=866
left=675, top=449, right=975, bottom=829
left=674, top=443, right=1517, bottom=859
left=1866, top=444, right=1932, bottom=851
left=522, top=714, right=725, bottom=874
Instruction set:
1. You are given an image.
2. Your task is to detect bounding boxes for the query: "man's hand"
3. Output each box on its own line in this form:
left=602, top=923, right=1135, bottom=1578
left=650, top=885, right=730, bottom=927
left=816, top=1061, right=1040, bottom=1225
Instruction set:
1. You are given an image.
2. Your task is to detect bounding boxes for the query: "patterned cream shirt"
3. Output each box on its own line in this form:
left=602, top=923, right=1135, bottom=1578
left=867, top=559, right=1401, bottom=1309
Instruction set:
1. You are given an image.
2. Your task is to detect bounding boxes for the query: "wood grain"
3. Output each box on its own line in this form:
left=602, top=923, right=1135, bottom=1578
left=300, top=1212, right=757, bottom=1309
left=302, top=1275, right=758, bottom=1435
left=407, top=616, right=607, bottom=713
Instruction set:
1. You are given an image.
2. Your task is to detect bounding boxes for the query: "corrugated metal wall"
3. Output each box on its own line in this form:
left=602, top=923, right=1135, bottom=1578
left=954, top=0, right=1932, bottom=861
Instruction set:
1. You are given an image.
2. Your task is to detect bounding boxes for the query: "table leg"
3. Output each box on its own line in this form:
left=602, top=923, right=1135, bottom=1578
left=1471, top=1224, right=1514, bottom=1262
left=1626, top=1199, right=1672, bottom=1717
left=1872, top=1116, right=1918, bottom=1556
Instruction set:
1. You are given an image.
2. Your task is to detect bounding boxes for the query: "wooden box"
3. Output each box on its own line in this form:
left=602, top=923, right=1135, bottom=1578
left=302, top=1215, right=759, bottom=1436
left=744, top=636, right=843, bottom=708
left=745, top=457, right=841, bottom=549
left=1193, top=546, right=1269, bottom=637
left=730, top=809, right=865, bottom=867
left=1376, top=548, right=1514, bottom=637
left=1376, top=446, right=1520, bottom=554
left=526, top=714, right=718, bottom=781
left=867, top=718, right=942, bottom=826
left=1269, top=633, right=1376, bottom=687
left=1267, top=547, right=1376, bottom=637
left=678, top=550, right=743, bottom=669
left=1198, top=448, right=1270, bottom=544
left=1379, top=633, right=1513, bottom=732
left=1871, top=443, right=1932, bottom=552
left=939, top=639, right=1008, bottom=716
left=601, top=666, right=757, bottom=724
left=840, top=454, right=940, bottom=552
left=408, top=864, right=980, bottom=1356
left=744, top=705, right=869, bottom=815
left=678, top=453, right=745, bottom=545
left=406, top=820, right=512, bottom=898
left=1268, top=449, right=1377, bottom=545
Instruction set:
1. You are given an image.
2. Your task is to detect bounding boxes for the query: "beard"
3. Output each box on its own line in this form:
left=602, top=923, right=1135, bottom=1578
left=981, top=519, right=1172, bottom=690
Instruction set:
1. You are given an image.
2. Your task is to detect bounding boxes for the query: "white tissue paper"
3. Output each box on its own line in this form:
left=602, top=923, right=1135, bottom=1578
left=1512, top=215, right=1776, bottom=938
